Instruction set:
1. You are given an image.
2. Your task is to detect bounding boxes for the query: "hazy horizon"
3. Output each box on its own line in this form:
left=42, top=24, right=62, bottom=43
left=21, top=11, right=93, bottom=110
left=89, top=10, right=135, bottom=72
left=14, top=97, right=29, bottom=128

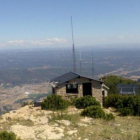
left=0, top=43, right=140, bottom=51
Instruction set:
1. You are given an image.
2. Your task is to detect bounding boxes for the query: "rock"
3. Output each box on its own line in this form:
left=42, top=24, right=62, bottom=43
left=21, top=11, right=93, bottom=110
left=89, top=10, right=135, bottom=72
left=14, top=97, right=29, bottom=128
left=37, top=134, right=46, bottom=140
left=78, top=123, right=88, bottom=127
left=10, top=124, right=64, bottom=140
left=81, top=117, right=93, bottom=123
left=53, top=123, right=59, bottom=127
left=56, top=120, right=71, bottom=126
left=67, top=130, right=77, bottom=135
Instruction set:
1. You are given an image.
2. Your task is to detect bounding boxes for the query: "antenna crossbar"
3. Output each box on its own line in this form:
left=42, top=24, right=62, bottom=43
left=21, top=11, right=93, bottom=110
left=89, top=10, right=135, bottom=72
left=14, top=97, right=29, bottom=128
left=71, top=16, right=76, bottom=72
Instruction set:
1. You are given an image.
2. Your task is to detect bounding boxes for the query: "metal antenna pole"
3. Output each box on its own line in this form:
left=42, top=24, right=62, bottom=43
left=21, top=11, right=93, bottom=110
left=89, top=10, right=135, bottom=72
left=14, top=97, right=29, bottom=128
left=92, top=49, right=94, bottom=77
left=71, top=16, right=76, bottom=72
left=79, top=51, right=82, bottom=74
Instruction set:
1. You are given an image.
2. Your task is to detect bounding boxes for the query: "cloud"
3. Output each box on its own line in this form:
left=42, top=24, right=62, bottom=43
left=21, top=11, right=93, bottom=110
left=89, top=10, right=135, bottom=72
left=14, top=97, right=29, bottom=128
left=46, top=38, right=67, bottom=43
left=30, top=38, right=67, bottom=46
left=8, top=40, right=24, bottom=45
left=0, top=38, right=67, bottom=47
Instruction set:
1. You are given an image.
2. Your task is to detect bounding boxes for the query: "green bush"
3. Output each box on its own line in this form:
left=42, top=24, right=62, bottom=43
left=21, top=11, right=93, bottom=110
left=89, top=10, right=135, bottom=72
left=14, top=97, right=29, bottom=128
left=41, top=94, right=69, bottom=110
left=0, top=131, right=20, bottom=140
left=104, top=113, right=115, bottom=121
left=103, top=94, right=122, bottom=108
left=118, top=108, right=134, bottom=116
left=75, top=95, right=100, bottom=109
left=103, top=95, right=140, bottom=116
left=81, top=106, right=105, bottom=118
left=81, top=106, right=115, bottom=120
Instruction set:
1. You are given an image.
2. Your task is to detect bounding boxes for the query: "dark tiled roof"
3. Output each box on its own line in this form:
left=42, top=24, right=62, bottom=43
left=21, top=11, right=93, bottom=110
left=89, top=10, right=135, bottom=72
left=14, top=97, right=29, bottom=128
left=50, top=71, right=103, bottom=87
left=117, top=84, right=139, bottom=94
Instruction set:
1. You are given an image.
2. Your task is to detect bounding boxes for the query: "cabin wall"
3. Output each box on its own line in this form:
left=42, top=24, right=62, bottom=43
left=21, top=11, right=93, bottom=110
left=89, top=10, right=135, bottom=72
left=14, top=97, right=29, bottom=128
left=91, top=81, right=103, bottom=105
left=54, top=77, right=104, bottom=105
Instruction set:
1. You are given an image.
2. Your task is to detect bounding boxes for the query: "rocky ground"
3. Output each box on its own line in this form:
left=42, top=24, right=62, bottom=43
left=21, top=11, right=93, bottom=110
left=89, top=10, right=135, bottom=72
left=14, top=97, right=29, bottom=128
left=0, top=106, right=140, bottom=140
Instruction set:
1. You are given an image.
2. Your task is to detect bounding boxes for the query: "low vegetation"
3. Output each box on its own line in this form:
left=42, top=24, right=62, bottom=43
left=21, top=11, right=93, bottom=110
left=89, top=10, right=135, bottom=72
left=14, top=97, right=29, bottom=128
left=41, top=95, right=115, bottom=120
left=104, top=94, right=140, bottom=116
left=0, top=131, right=20, bottom=140
left=41, top=94, right=69, bottom=110
left=81, top=106, right=115, bottom=120
left=104, top=113, right=115, bottom=121
left=81, top=106, right=105, bottom=118
left=74, top=95, right=100, bottom=109
left=22, top=101, right=33, bottom=107
left=49, top=112, right=80, bottom=124
left=74, top=96, right=115, bottom=120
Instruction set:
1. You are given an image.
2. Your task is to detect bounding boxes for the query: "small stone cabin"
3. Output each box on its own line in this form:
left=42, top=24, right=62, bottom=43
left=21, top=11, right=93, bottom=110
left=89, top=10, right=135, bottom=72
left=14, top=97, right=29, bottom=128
left=50, top=71, right=109, bottom=105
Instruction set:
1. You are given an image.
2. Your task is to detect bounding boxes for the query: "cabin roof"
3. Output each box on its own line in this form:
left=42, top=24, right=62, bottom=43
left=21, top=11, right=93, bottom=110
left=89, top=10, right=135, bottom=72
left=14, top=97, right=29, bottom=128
left=50, top=71, right=103, bottom=87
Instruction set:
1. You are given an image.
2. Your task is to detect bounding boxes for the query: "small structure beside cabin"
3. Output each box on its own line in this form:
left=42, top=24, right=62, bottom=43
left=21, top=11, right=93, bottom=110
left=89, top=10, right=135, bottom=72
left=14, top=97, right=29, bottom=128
left=117, top=84, right=139, bottom=95
left=50, top=71, right=109, bottom=106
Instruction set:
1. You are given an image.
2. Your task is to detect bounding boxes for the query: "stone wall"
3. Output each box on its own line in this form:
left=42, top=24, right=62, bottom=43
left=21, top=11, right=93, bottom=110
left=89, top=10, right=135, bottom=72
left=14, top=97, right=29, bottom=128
left=91, top=81, right=103, bottom=105
left=54, top=77, right=106, bottom=106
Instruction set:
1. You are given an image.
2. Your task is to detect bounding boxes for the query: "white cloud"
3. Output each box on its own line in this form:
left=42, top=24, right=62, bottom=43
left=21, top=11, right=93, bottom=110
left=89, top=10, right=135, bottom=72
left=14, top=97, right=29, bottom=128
left=0, top=38, right=67, bottom=47
left=30, top=38, right=67, bottom=46
left=8, top=40, right=24, bottom=45
left=46, top=38, right=67, bottom=43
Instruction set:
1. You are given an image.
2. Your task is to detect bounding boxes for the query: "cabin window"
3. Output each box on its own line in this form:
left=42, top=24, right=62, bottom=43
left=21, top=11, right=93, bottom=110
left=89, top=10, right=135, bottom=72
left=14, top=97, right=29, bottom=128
left=66, top=84, right=78, bottom=93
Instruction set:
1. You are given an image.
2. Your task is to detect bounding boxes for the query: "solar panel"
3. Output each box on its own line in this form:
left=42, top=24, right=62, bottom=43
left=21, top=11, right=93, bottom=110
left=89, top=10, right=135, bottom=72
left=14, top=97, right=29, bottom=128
left=117, top=84, right=139, bottom=94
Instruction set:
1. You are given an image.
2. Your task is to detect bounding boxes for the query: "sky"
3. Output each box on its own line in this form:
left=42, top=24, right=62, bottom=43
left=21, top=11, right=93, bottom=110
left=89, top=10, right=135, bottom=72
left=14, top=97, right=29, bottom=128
left=0, top=0, right=140, bottom=49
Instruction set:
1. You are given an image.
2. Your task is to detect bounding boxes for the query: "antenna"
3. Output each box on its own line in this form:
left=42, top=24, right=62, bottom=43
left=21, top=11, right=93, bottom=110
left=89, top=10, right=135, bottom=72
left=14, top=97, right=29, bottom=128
left=92, top=49, right=94, bottom=77
left=79, top=51, right=82, bottom=74
left=71, top=16, right=76, bottom=72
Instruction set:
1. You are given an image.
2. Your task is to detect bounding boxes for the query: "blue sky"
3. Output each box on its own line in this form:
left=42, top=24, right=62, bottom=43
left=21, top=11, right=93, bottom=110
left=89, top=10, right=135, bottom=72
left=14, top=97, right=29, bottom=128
left=0, top=0, right=140, bottom=48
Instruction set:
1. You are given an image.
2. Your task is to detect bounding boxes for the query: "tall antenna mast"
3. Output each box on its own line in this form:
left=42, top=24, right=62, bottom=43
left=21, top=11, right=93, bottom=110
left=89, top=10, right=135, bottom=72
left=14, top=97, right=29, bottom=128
left=71, top=16, right=76, bottom=72
left=92, top=49, right=94, bottom=77
left=79, top=51, right=82, bottom=74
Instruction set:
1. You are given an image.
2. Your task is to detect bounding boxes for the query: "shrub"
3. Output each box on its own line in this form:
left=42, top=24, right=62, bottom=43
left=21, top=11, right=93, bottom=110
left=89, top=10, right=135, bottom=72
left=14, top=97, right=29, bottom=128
left=0, top=131, right=20, bottom=140
left=81, top=106, right=115, bottom=120
left=103, top=94, right=140, bottom=116
left=81, top=106, right=105, bottom=118
left=104, top=113, right=115, bottom=121
left=41, top=94, right=69, bottom=110
left=103, top=94, right=122, bottom=108
left=118, top=108, right=133, bottom=116
left=75, top=95, right=100, bottom=109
